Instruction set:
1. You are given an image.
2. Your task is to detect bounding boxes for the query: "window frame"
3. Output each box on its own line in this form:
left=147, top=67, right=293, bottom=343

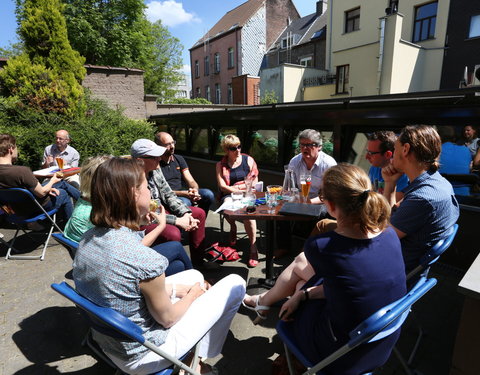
left=215, top=83, right=221, bottom=104
left=194, top=60, right=199, bottom=78
left=345, top=7, right=360, bottom=34
left=228, top=48, right=235, bottom=69
left=227, top=83, right=233, bottom=104
left=299, top=56, right=313, bottom=67
left=412, top=1, right=438, bottom=43
left=214, top=53, right=221, bottom=73
left=205, top=85, right=211, bottom=102
left=204, top=55, right=210, bottom=76
left=335, top=64, right=350, bottom=95
left=195, top=87, right=200, bottom=98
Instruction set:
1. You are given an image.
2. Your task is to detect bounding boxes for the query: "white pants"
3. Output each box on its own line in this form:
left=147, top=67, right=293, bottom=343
left=109, top=270, right=246, bottom=375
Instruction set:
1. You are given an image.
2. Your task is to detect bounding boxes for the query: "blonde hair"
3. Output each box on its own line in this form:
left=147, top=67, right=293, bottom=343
left=322, top=163, right=390, bottom=234
left=79, top=155, right=112, bottom=200
left=221, top=134, right=241, bottom=153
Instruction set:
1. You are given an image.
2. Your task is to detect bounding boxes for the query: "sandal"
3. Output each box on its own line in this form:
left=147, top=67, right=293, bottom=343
left=248, top=248, right=258, bottom=268
left=242, top=295, right=270, bottom=324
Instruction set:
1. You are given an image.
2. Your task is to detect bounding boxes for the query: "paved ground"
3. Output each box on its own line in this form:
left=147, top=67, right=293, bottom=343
left=0, top=211, right=466, bottom=375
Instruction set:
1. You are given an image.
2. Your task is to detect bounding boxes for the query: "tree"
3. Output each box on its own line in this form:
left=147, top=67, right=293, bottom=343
left=59, top=0, right=183, bottom=101
left=261, top=90, right=278, bottom=105
left=1, top=0, right=85, bottom=114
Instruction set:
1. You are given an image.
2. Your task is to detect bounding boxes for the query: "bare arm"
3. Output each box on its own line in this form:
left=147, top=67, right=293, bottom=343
left=216, top=162, right=240, bottom=194
left=32, top=175, right=61, bottom=198
left=279, top=285, right=325, bottom=321
left=473, top=148, right=480, bottom=169
left=140, top=274, right=205, bottom=328
left=141, top=207, right=167, bottom=247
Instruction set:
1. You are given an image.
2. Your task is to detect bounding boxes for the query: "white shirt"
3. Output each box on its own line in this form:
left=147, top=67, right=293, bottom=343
left=43, top=144, right=80, bottom=167
left=288, top=151, right=337, bottom=199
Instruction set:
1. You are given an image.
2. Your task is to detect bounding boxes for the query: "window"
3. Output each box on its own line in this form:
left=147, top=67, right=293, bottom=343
left=215, top=83, right=221, bottom=104
left=335, top=64, right=350, bottom=94
left=345, top=7, right=360, bottom=33
left=195, top=87, right=200, bottom=97
left=204, top=56, right=209, bottom=75
left=248, top=129, right=279, bottom=165
left=469, top=15, right=480, bottom=38
left=228, top=48, right=234, bottom=69
left=227, top=84, right=233, bottom=104
left=281, top=35, right=293, bottom=49
left=216, top=128, right=238, bottom=156
left=412, top=1, right=438, bottom=42
left=205, top=86, right=211, bottom=102
left=194, top=60, right=199, bottom=78
left=191, top=128, right=210, bottom=155
left=214, top=53, right=220, bottom=73
left=299, top=57, right=313, bottom=67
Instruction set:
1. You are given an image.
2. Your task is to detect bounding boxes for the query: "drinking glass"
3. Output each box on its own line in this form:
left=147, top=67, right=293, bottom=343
left=231, top=191, right=244, bottom=209
left=300, top=174, right=312, bottom=202
left=55, top=157, right=64, bottom=169
left=266, top=192, right=277, bottom=214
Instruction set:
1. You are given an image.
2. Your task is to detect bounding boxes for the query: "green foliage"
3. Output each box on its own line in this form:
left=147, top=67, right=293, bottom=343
left=60, top=0, right=183, bottom=101
left=261, top=90, right=278, bottom=105
left=0, top=42, right=24, bottom=58
left=0, top=93, right=154, bottom=168
left=165, top=97, right=212, bottom=105
left=3, top=0, right=85, bottom=114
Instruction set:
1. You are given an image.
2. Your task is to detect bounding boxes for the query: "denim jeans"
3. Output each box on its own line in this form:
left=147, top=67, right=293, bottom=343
left=42, top=180, right=80, bottom=219
left=178, top=188, right=214, bottom=217
left=151, top=241, right=193, bottom=276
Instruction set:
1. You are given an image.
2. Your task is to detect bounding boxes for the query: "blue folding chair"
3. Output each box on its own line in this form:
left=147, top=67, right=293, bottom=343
left=0, top=188, right=63, bottom=260
left=51, top=282, right=202, bottom=375
left=52, top=233, right=79, bottom=260
left=406, top=223, right=459, bottom=281
left=276, top=277, right=437, bottom=375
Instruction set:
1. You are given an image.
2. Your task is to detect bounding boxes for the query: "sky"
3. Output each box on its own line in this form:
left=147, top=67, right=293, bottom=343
left=0, top=0, right=316, bottom=76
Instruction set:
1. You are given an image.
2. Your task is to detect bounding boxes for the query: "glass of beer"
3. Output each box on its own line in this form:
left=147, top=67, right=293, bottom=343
left=300, top=174, right=312, bottom=202
left=55, top=157, right=64, bottom=169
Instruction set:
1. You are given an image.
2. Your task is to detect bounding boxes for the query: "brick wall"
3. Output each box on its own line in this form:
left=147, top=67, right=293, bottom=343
left=232, top=74, right=260, bottom=105
left=82, top=65, right=146, bottom=119
left=266, top=0, right=300, bottom=48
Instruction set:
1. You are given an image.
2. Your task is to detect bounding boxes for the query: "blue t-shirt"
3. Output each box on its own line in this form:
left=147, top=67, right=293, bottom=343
left=391, top=171, right=459, bottom=272
left=295, top=227, right=406, bottom=373
left=439, top=143, right=470, bottom=174
left=73, top=226, right=169, bottom=361
left=368, top=166, right=409, bottom=194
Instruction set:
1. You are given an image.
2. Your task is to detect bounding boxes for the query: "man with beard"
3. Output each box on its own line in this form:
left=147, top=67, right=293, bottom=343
left=155, top=132, right=214, bottom=217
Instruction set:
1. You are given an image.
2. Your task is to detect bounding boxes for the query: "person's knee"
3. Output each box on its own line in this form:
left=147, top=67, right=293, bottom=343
left=191, top=206, right=206, bottom=221
left=221, top=274, right=246, bottom=297
left=164, top=226, right=182, bottom=242
left=200, top=189, right=214, bottom=203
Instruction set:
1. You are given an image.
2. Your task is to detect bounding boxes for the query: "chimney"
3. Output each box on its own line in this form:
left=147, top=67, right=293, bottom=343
left=316, top=1, right=325, bottom=16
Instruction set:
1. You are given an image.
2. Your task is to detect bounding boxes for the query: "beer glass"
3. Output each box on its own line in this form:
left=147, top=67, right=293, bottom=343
left=300, top=174, right=312, bottom=202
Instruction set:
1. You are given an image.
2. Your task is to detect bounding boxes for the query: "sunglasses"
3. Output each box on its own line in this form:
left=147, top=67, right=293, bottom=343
left=228, top=145, right=241, bottom=151
left=366, top=150, right=382, bottom=156
left=299, top=143, right=319, bottom=149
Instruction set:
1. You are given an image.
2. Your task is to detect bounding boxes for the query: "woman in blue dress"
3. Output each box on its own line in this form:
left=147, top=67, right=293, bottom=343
left=243, top=163, right=407, bottom=374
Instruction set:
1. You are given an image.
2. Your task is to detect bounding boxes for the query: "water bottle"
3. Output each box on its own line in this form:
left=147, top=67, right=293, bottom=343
left=282, top=166, right=296, bottom=201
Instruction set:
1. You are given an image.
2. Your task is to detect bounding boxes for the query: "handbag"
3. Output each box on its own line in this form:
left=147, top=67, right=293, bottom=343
left=204, top=242, right=240, bottom=263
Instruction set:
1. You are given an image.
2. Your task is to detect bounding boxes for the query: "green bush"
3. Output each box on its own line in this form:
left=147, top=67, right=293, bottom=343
left=164, top=97, right=212, bottom=105
left=0, top=93, right=154, bottom=168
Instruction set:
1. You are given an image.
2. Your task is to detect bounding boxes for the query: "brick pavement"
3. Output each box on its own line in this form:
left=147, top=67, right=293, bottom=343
left=0, top=212, right=465, bottom=375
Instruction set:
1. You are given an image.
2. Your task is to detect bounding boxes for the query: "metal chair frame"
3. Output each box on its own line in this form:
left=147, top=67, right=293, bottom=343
left=277, top=277, right=437, bottom=375
left=0, top=188, right=63, bottom=260
left=51, top=281, right=202, bottom=375
left=52, top=233, right=79, bottom=260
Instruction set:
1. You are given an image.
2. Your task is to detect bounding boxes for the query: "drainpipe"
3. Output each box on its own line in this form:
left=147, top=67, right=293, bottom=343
left=327, top=0, right=333, bottom=71
left=377, top=17, right=386, bottom=95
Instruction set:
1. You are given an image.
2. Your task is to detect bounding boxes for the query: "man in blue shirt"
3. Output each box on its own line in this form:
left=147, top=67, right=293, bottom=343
left=366, top=131, right=408, bottom=201
left=383, top=125, right=459, bottom=273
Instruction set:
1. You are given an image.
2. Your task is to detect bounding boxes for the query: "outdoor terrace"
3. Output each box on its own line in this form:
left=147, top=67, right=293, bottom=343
left=0, top=210, right=466, bottom=375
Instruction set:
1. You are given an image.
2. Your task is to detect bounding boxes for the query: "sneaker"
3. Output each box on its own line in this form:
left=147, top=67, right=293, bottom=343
left=27, top=221, right=46, bottom=232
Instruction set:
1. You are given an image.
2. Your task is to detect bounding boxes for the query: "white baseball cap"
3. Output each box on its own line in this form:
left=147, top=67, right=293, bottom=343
left=131, top=139, right=166, bottom=158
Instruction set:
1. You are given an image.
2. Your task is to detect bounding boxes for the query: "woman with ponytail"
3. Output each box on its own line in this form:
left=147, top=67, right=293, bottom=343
left=243, top=164, right=406, bottom=374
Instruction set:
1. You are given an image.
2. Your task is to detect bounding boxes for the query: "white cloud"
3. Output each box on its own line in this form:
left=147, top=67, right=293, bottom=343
left=146, top=1, right=200, bottom=27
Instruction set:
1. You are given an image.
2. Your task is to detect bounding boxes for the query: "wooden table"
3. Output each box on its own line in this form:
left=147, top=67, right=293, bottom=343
left=33, top=166, right=81, bottom=179
left=223, top=193, right=313, bottom=283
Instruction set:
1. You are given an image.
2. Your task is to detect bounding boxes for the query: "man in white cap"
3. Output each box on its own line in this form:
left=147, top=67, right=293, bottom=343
left=131, top=139, right=208, bottom=267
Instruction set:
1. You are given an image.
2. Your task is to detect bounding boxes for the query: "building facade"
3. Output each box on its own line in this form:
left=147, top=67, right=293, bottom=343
left=189, top=0, right=299, bottom=105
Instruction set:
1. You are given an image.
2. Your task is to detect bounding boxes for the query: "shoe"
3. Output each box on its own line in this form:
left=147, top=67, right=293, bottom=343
left=242, top=295, right=270, bottom=324
left=228, top=228, right=237, bottom=247
left=248, top=249, right=258, bottom=268
left=27, top=221, right=46, bottom=232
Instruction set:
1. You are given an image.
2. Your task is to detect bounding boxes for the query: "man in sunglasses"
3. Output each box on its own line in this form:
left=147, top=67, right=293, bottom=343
left=365, top=131, right=408, bottom=201
left=155, top=132, right=214, bottom=217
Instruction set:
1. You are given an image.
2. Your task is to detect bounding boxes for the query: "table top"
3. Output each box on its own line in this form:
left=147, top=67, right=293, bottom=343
left=223, top=193, right=315, bottom=221
left=33, top=166, right=81, bottom=178
left=458, top=252, right=480, bottom=299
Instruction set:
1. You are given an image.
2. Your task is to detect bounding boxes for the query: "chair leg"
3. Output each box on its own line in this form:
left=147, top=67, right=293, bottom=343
left=407, top=311, right=424, bottom=365
left=393, top=346, right=415, bottom=375
left=5, top=227, right=21, bottom=260
left=283, top=343, right=296, bottom=375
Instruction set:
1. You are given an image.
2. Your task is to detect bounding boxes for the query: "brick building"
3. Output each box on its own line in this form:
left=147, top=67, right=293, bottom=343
left=189, top=0, right=299, bottom=105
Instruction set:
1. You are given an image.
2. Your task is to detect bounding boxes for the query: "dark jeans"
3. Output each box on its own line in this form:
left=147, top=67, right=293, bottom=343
left=151, top=241, right=193, bottom=276
left=42, top=181, right=80, bottom=219
left=177, top=188, right=214, bottom=217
